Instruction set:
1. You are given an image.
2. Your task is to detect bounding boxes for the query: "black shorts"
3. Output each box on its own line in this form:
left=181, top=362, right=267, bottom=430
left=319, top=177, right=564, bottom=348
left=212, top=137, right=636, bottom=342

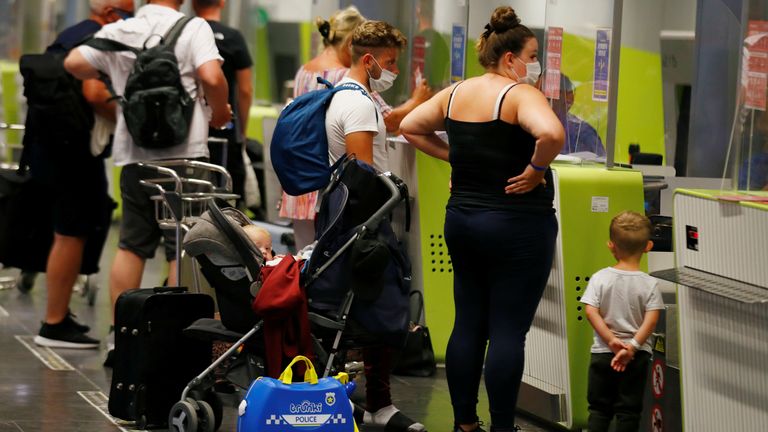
left=50, top=157, right=109, bottom=237
left=118, top=161, right=209, bottom=261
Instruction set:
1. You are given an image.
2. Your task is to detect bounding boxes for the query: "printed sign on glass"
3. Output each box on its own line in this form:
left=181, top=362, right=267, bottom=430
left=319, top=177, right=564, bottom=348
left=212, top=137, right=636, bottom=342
left=450, top=24, right=466, bottom=83
left=544, top=27, right=563, bottom=99
left=592, top=29, right=611, bottom=102
left=744, top=20, right=768, bottom=111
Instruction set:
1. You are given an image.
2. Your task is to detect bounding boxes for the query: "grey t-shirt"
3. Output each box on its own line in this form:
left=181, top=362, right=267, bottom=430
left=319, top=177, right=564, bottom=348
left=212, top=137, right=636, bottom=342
left=580, top=267, right=664, bottom=354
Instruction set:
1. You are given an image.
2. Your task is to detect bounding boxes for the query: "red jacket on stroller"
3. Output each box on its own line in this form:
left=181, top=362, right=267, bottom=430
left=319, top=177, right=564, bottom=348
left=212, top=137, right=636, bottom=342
left=252, top=254, right=314, bottom=378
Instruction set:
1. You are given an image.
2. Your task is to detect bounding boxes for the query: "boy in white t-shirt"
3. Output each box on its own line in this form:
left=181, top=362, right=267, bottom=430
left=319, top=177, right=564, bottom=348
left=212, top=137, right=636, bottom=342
left=580, top=211, right=664, bottom=432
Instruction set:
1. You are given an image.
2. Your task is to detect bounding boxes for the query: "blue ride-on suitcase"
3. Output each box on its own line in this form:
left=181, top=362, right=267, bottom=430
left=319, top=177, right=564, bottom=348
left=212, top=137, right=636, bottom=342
left=237, top=356, right=357, bottom=432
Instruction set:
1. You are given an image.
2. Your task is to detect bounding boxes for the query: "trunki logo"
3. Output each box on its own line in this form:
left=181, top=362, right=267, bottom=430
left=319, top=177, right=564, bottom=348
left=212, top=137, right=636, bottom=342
left=290, top=400, right=323, bottom=413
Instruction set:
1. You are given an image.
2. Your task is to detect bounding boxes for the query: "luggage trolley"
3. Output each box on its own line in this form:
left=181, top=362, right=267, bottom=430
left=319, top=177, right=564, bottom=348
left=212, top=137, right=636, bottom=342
left=138, top=159, right=239, bottom=290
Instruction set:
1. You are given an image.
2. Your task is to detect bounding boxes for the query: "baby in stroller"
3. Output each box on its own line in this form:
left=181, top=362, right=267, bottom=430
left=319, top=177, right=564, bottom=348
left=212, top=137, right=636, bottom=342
left=180, top=158, right=424, bottom=432
left=242, top=225, right=275, bottom=261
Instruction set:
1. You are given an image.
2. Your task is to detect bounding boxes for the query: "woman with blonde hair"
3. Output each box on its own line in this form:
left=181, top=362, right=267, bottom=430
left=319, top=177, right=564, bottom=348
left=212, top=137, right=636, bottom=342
left=401, top=6, right=564, bottom=432
left=278, top=7, right=365, bottom=248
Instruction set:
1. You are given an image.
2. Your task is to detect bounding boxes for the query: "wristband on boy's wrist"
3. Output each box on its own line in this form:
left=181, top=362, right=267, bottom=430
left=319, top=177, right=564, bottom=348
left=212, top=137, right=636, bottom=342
left=529, top=161, right=547, bottom=171
left=629, top=338, right=642, bottom=350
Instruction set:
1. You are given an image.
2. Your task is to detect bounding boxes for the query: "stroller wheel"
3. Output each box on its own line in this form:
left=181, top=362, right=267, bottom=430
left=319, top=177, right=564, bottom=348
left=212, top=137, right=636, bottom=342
left=204, top=391, right=223, bottom=431
left=190, top=388, right=223, bottom=431
left=196, top=400, right=215, bottom=432
left=169, top=400, right=199, bottom=432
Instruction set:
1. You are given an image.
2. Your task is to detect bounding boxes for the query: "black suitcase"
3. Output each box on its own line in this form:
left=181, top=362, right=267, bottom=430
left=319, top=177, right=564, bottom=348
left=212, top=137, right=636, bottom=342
left=108, top=287, right=214, bottom=428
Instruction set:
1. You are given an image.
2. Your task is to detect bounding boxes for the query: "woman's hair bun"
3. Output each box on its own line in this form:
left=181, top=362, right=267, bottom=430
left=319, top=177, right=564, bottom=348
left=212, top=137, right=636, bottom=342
left=316, top=18, right=331, bottom=40
left=490, top=6, right=520, bottom=32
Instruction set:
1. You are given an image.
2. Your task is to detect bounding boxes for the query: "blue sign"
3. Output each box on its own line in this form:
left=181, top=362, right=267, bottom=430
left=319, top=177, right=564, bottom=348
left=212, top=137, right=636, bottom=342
left=451, top=24, right=466, bottom=83
left=592, top=29, right=611, bottom=102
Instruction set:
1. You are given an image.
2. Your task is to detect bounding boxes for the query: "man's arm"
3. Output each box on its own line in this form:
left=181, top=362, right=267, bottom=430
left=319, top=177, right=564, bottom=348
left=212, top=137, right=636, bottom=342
left=64, top=48, right=100, bottom=80
left=197, top=59, right=231, bottom=129
left=235, top=67, right=253, bottom=140
left=82, top=79, right=116, bottom=122
left=344, top=131, right=375, bottom=165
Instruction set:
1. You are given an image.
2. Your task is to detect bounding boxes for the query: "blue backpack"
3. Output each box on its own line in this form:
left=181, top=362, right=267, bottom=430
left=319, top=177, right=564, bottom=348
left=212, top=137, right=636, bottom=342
left=270, top=78, right=376, bottom=196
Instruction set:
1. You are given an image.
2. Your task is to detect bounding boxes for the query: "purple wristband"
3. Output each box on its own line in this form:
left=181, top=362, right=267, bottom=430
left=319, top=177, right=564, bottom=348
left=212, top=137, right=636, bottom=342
left=529, top=161, right=547, bottom=171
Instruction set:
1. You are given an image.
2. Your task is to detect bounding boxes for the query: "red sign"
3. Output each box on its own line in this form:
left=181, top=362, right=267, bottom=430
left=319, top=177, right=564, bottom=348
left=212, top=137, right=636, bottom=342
left=744, top=20, right=768, bottom=110
left=652, top=359, right=665, bottom=398
left=651, top=405, right=664, bottom=432
left=544, top=27, right=563, bottom=99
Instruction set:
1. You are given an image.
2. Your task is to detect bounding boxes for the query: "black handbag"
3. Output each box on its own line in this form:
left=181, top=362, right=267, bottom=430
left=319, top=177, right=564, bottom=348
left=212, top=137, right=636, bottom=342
left=392, top=290, right=437, bottom=377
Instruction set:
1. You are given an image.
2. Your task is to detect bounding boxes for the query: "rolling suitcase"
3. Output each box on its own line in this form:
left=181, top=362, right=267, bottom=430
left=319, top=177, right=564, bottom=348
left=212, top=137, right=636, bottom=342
left=108, top=287, right=214, bottom=428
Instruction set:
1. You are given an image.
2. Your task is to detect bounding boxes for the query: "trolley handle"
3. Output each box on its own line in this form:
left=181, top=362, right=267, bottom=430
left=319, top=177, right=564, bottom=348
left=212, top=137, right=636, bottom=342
left=142, top=159, right=234, bottom=193
left=137, top=163, right=183, bottom=194
left=185, top=159, right=233, bottom=193
left=0, top=123, right=25, bottom=130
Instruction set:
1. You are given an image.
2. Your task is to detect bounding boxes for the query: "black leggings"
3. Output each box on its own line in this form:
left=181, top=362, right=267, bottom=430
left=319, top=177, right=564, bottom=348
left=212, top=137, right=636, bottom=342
left=444, top=206, right=557, bottom=428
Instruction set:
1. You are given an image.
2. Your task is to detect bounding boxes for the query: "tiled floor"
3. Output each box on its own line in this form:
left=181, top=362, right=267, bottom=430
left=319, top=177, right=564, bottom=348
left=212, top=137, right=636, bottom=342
left=0, top=225, right=560, bottom=432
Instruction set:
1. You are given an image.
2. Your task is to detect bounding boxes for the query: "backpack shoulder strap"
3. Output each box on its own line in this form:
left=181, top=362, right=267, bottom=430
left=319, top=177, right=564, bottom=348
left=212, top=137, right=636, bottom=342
left=163, top=16, right=195, bottom=50
left=84, top=37, right=139, bottom=54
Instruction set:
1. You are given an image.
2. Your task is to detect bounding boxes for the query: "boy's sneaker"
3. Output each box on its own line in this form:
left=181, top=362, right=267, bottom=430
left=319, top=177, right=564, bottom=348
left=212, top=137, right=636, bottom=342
left=34, top=320, right=99, bottom=349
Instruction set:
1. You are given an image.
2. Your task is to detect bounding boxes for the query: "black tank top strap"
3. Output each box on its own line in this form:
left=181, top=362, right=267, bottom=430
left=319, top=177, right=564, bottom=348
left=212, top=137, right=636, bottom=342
left=492, top=83, right=519, bottom=120
left=446, top=81, right=464, bottom=119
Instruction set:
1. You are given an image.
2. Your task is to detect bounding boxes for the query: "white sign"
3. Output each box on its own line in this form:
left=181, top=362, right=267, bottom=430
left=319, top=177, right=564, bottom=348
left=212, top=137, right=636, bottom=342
left=591, top=196, right=609, bottom=213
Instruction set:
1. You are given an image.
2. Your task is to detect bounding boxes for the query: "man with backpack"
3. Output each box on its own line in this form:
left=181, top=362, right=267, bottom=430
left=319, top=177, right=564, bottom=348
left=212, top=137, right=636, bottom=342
left=22, top=0, right=134, bottom=349
left=327, top=20, right=426, bottom=432
left=64, top=0, right=231, bottom=361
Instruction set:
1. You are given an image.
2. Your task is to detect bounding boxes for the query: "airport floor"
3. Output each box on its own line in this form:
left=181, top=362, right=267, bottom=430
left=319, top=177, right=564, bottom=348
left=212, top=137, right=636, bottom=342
left=0, top=224, right=560, bottom=432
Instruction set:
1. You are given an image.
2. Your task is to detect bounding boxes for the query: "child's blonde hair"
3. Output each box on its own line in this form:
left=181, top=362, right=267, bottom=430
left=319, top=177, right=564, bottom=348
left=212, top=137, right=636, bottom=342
left=242, top=225, right=271, bottom=245
left=609, top=211, right=652, bottom=256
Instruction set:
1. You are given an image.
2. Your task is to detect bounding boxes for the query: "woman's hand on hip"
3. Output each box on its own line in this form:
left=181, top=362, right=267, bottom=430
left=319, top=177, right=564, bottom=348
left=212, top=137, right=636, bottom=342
left=505, top=165, right=546, bottom=194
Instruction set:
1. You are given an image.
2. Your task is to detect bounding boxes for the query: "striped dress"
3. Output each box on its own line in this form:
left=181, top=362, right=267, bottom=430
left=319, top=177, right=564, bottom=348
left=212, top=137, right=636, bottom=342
left=279, top=67, right=349, bottom=220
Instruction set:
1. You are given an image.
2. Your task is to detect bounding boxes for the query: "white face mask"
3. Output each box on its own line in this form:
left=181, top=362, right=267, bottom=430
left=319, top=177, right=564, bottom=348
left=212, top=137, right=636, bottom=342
left=367, top=56, right=398, bottom=92
left=511, top=57, right=541, bottom=85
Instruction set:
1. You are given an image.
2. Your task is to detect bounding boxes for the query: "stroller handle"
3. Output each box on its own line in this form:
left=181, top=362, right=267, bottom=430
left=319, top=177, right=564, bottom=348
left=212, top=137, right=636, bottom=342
left=359, top=172, right=404, bottom=232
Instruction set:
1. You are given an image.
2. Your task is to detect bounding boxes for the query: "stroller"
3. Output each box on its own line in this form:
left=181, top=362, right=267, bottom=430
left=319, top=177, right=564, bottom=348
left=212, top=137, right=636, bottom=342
left=171, top=157, right=411, bottom=432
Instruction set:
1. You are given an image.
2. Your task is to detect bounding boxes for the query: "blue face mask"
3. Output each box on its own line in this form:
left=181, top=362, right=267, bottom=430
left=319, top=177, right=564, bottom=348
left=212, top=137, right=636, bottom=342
left=113, top=8, right=133, bottom=20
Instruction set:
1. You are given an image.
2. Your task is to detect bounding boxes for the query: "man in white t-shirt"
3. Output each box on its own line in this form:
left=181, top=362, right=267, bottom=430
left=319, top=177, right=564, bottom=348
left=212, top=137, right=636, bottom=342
left=64, top=0, right=231, bottom=363
left=325, top=20, right=406, bottom=173
left=325, top=20, right=426, bottom=432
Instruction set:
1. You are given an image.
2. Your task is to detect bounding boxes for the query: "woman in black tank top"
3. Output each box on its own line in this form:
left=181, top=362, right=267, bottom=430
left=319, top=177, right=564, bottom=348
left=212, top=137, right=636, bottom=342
left=401, top=6, right=564, bottom=432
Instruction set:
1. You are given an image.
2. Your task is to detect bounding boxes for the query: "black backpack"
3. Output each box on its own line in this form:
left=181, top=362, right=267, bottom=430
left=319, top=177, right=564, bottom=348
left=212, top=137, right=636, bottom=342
left=19, top=37, right=95, bottom=154
left=86, top=16, right=194, bottom=150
